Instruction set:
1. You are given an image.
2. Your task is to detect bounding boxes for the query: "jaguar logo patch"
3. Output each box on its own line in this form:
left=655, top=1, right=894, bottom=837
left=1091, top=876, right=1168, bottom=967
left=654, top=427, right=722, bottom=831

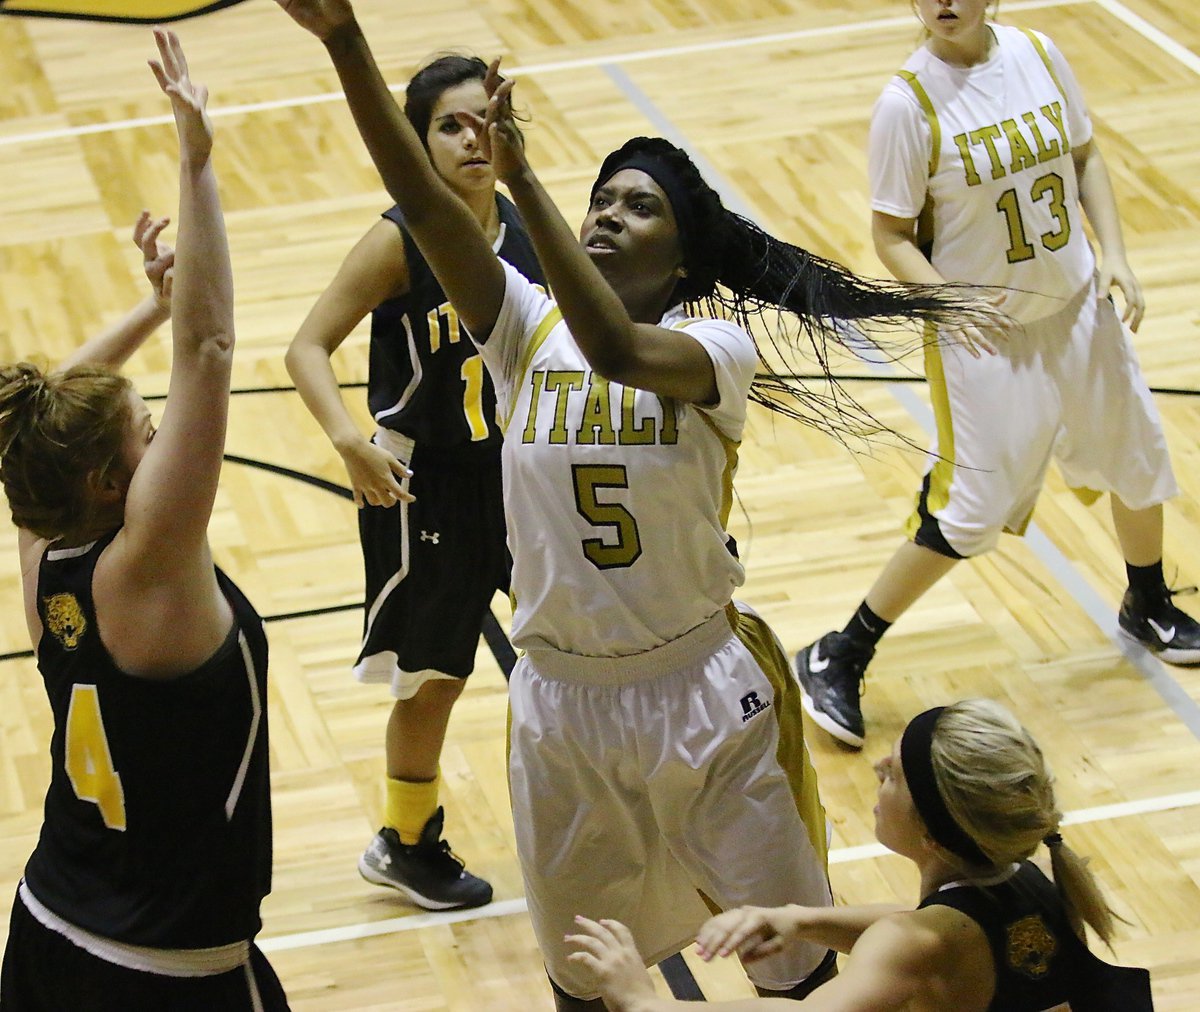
left=1006, top=914, right=1057, bottom=979
left=43, top=593, right=87, bottom=651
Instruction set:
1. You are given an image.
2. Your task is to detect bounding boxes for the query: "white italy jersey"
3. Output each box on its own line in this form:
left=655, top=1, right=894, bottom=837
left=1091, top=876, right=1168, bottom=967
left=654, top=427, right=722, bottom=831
left=869, top=25, right=1095, bottom=323
left=477, top=262, right=757, bottom=657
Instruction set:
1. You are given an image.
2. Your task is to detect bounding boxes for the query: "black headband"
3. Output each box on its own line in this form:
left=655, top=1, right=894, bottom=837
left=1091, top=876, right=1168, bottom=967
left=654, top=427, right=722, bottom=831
left=900, top=707, right=991, bottom=866
left=592, top=152, right=696, bottom=270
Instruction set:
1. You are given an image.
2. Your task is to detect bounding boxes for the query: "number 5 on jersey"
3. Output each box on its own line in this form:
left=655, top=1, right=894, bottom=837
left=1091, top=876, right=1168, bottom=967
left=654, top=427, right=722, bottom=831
left=64, top=684, right=126, bottom=831
left=573, top=464, right=643, bottom=569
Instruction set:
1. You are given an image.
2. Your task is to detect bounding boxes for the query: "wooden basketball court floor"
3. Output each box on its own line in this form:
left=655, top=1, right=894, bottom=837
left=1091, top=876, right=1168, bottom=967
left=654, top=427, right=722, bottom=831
left=2, top=0, right=1199, bottom=1007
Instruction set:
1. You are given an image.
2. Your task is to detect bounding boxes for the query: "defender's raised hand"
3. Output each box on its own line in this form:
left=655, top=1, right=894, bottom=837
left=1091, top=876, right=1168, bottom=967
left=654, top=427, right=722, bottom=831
left=274, top=0, right=356, bottom=41
left=148, top=28, right=212, bottom=161
left=133, top=211, right=175, bottom=308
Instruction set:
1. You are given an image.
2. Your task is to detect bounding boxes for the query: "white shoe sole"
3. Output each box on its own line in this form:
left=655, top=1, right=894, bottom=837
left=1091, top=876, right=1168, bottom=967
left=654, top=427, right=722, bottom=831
left=1117, top=625, right=1200, bottom=666
left=357, top=854, right=480, bottom=911
left=791, top=652, right=865, bottom=749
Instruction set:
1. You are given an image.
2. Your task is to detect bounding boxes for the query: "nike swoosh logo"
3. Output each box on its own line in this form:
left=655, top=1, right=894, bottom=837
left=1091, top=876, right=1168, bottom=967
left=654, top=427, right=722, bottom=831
left=1147, top=618, right=1176, bottom=643
left=809, top=643, right=831, bottom=673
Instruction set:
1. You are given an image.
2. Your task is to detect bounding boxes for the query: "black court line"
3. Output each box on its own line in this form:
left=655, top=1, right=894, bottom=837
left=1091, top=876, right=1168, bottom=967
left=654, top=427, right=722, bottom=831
left=659, top=952, right=705, bottom=1000
left=1, top=453, right=518, bottom=680
left=143, top=377, right=1200, bottom=401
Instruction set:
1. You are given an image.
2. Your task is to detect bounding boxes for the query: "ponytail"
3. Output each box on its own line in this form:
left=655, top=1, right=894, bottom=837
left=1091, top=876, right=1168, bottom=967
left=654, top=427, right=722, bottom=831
left=592, top=137, right=994, bottom=443
left=1045, top=831, right=1118, bottom=946
left=930, top=700, right=1121, bottom=947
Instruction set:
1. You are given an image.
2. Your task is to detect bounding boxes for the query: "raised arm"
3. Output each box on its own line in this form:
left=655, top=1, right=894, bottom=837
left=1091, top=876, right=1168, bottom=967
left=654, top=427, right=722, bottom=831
left=477, top=76, right=719, bottom=405
left=284, top=218, right=414, bottom=507
left=119, top=29, right=232, bottom=567
left=59, top=212, right=174, bottom=373
left=275, top=0, right=505, bottom=335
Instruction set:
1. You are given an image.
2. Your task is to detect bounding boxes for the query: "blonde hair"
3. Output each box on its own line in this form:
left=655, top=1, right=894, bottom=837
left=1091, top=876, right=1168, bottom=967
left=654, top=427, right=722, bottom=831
left=0, top=362, right=133, bottom=542
left=930, top=699, right=1118, bottom=945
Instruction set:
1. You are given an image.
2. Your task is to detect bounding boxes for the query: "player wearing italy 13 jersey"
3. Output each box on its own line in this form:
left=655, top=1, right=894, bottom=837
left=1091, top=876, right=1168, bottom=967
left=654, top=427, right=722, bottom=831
left=796, top=1, right=1200, bottom=752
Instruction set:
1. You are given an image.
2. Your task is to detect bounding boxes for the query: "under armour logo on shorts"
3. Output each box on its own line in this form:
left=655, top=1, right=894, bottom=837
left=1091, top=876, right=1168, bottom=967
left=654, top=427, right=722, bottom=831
left=419, top=530, right=441, bottom=544
left=740, top=690, right=771, bottom=723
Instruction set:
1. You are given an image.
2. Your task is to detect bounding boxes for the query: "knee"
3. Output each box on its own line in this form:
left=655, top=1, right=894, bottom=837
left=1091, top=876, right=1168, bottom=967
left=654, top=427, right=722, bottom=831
left=394, top=678, right=466, bottom=716
left=548, top=972, right=606, bottom=1011
left=754, top=948, right=838, bottom=1000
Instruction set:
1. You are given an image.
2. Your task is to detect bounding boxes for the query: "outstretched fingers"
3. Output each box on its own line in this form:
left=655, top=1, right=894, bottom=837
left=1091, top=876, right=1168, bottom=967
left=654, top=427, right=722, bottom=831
left=696, top=911, right=762, bottom=960
left=272, top=0, right=357, bottom=41
left=565, top=916, right=623, bottom=959
left=149, top=28, right=183, bottom=93
left=134, top=211, right=171, bottom=258
left=483, top=57, right=505, bottom=99
left=147, top=29, right=213, bottom=157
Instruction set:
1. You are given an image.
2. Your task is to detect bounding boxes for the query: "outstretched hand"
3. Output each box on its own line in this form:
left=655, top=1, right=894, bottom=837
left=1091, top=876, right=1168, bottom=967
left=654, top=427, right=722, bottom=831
left=565, top=917, right=657, bottom=1012
left=133, top=211, right=175, bottom=308
left=148, top=28, right=212, bottom=162
left=695, top=905, right=799, bottom=964
left=274, top=0, right=356, bottom=41
left=455, top=59, right=528, bottom=186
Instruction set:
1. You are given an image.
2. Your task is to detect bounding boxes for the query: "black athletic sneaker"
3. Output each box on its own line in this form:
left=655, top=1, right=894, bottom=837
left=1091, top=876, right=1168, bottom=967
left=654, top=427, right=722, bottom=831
left=793, top=631, right=873, bottom=749
left=1117, top=589, right=1200, bottom=666
left=358, top=807, right=493, bottom=910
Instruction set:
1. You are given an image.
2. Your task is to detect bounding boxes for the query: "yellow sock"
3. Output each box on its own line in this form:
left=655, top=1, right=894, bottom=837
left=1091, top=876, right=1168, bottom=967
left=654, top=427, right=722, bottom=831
left=385, top=770, right=440, bottom=846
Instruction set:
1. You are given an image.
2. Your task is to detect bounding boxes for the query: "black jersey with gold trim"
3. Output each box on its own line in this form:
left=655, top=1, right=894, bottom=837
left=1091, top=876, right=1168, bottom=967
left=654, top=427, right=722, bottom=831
left=369, top=193, right=543, bottom=451
left=23, top=532, right=272, bottom=949
left=919, top=861, right=1151, bottom=1010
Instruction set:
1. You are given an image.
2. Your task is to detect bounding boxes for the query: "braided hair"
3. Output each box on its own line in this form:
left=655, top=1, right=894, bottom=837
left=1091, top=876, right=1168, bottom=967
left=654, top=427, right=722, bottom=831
left=592, top=137, right=993, bottom=442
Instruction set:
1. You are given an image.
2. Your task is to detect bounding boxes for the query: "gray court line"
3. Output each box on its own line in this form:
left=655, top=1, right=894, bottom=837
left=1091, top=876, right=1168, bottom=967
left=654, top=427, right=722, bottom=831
left=884, top=379, right=1200, bottom=738
left=601, top=63, right=1200, bottom=741
left=258, top=787, right=1200, bottom=952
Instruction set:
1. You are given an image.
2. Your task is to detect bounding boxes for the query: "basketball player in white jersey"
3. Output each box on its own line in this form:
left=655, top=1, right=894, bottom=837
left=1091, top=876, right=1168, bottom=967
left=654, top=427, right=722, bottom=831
left=796, top=0, right=1200, bottom=749
left=275, top=1, right=997, bottom=1006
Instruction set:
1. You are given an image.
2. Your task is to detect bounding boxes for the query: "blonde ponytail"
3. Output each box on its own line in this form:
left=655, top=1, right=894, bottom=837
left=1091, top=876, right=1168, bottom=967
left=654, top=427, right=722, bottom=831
left=930, top=699, right=1119, bottom=945
left=1046, top=833, right=1117, bottom=946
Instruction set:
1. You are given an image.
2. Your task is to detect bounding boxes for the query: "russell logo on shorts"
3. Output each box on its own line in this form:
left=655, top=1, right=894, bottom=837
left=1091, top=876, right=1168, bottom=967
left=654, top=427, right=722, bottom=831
left=740, top=691, right=772, bottom=723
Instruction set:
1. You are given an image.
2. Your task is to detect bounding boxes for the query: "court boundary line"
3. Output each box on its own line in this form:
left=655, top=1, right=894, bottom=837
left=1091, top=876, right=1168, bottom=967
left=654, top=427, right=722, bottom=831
left=601, top=21, right=1200, bottom=740
left=260, top=0, right=1200, bottom=964
left=0, top=0, right=1098, bottom=149
left=4, top=0, right=1195, bottom=971
left=258, top=788, right=1200, bottom=952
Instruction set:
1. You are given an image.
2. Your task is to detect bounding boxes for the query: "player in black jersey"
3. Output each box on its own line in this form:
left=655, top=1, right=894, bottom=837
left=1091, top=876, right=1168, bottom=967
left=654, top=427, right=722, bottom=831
left=568, top=699, right=1151, bottom=1011
left=285, top=54, right=543, bottom=910
left=0, top=31, right=287, bottom=1011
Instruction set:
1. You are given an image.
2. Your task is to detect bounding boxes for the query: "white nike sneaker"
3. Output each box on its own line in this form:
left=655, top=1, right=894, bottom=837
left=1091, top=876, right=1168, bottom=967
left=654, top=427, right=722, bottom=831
left=1117, top=588, right=1200, bottom=666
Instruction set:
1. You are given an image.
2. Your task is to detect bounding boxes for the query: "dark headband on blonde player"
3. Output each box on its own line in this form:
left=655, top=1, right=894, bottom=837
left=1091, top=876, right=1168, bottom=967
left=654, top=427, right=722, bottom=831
left=901, top=706, right=992, bottom=866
